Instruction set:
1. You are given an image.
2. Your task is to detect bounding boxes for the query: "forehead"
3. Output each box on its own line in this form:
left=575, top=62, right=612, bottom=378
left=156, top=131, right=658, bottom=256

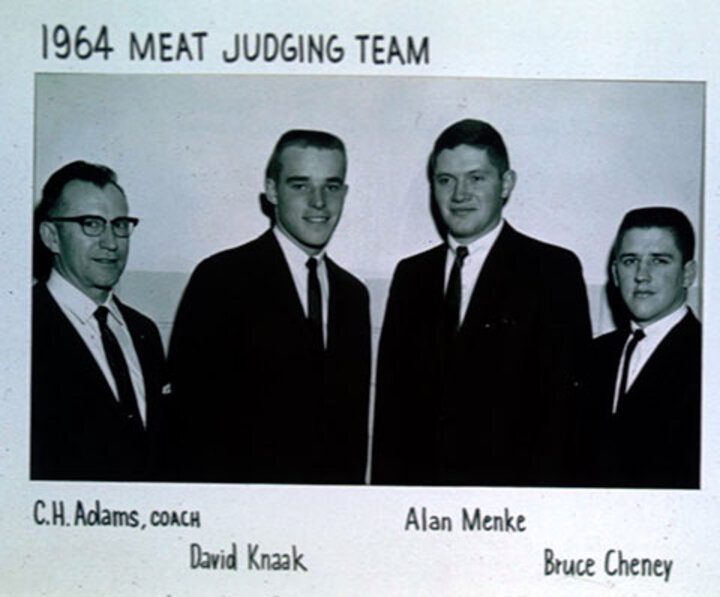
left=277, top=145, right=346, bottom=178
left=55, top=180, right=128, bottom=215
left=617, top=226, right=680, bottom=254
left=435, top=144, right=495, bottom=174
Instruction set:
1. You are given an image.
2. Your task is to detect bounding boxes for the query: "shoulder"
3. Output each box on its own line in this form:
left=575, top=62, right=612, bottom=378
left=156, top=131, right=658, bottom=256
left=592, top=328, right=626, bottom=350
left=32, top=283, right=62, bottom=333
left=502, top=224, right=582, bottom=270
left=588, top=328, right=627, bottom=367
left=326, top=258, right=369, bottom=302
left=664, top=309, right=701, bottom=354
left=32, top=283, right=53, bottom=313
left=679, top=309, right=701, bottom=336
left=394, top=244, right=446, bottom=277
left=115, top=298, right=161, bottom=337
left=184, top=231, right=278, bottom=294
left=193, top=231, right=275, bottom=276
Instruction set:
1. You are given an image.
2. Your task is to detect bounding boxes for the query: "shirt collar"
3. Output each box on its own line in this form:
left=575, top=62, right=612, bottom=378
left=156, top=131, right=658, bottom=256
left=272, top=226, right=326, bottom=269
left=46, top=269, right=123, bottom=326
left=630, top=304, right=688, bottom=341
left=447, top=219, right=504, bottom=256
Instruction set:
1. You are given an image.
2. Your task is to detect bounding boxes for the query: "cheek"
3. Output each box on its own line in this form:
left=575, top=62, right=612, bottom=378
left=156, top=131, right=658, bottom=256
left=60, top=238, right=92, bottom=264
left=433, top=185, right=449, bottom=202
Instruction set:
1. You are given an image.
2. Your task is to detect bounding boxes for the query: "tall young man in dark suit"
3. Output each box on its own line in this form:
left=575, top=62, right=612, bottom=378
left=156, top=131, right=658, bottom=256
left=32, top=161, right=166, bottom=481
left=372, top=119, right=592, bottom=486
left=168, top=130, right=371, bottom=484
left=584, top=207, right=700, bottom=488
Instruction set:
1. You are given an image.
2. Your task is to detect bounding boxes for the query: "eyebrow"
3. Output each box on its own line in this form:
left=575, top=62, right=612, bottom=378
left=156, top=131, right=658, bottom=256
left=435, top=167, right=492, bottom=176
left=618, top=251, right=675, bottom=258
left=285, top=176, right=344, bottom=183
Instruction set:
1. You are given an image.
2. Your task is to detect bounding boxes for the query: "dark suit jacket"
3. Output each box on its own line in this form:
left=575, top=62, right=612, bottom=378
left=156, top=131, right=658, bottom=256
left=372, top=223, right=592, bottom=486
left=31, top=283, right=166, bottom=481
left=582, top=310, right=701, bottom=488
left=167, top=230, right=371, bottom=484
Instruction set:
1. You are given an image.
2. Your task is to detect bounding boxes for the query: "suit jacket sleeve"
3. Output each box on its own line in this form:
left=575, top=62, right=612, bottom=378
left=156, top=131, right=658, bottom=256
left=166, top=257, right=231, bottom=480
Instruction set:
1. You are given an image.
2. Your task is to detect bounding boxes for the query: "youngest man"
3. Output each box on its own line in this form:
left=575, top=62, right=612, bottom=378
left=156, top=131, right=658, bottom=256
left=586, top=207, right=700, bottom=488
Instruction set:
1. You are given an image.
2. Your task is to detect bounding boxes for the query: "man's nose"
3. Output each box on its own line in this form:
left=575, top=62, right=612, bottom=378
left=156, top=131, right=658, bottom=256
left=309, top=186, right=326, bottom=209
left=98, top=224, right=119, bottom=249
left=634, top=260, right=651, bottom=282
left=452, top=178, right=470, bottom=201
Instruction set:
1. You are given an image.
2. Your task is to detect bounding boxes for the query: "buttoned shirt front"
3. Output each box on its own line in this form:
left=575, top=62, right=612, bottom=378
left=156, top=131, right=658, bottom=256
left=273, top=227, right=330, bottom=346
left=445, top=220, right=504, bottom=325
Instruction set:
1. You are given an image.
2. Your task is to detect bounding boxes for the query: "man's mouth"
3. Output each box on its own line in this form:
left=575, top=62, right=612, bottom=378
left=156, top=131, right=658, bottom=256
left=450, top=207, right=475, bottom=216
left=304, top=215, right=330, bottom=223
left=633, top=289, right=654, bottom=298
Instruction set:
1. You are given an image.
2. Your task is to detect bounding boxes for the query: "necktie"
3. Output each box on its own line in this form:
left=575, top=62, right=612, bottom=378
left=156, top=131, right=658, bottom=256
left=444, top=245, right=469, bottom=335
left=306, top=257, right=324, bottom=350
left=618, top=328, right=646, bottom=402
left=94, top=306, right=143, bottom=429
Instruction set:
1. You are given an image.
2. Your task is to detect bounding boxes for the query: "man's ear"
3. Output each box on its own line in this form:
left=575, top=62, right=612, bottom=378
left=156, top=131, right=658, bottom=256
left=39, top=221, right=60, bottom=254
left=682, top=259, right=697, bottom=289
left=265, top=178, right=278, bottom=205
left=501, top=169, right=516, bottom=202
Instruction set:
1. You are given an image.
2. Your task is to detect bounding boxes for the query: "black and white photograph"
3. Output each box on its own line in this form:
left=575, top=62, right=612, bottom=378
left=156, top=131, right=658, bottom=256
left=32, top=74, right=703, bottom=488
left=3, top=3, right=720, bottom=594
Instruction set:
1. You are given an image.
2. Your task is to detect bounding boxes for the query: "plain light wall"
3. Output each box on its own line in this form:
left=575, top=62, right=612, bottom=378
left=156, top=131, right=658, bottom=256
left=34, top=75, right=703, bottom=340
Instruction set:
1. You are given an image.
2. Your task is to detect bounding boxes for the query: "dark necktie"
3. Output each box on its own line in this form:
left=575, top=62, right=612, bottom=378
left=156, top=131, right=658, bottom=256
left=444, top=245, right=469, bottom=335
left=306, top=257, right=324, bottom=350
left=94, top=306, right=143, bottom=429
left=618, top=328, right=646, bottom=403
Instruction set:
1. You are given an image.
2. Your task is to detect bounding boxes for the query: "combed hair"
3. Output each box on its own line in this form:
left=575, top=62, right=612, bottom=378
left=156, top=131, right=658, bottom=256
left=427, top=119, right=510, bottom=179
left=265, top=129, right=346, bottom=182
left=613, top=206, right=696, bottom=264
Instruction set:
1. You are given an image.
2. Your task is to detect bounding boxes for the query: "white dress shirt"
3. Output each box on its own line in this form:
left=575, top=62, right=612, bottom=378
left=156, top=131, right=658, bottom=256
left=445, top=220, right=504, bottom=325
left=273, top=227, right=330, bottom=346
left=46, top=270, right=147, bottom=425
left=611, top=305, right=689, bottom=415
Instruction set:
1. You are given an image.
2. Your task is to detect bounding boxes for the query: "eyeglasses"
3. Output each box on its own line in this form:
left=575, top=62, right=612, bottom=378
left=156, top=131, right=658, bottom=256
left=46, top=215, right=139, bottom=238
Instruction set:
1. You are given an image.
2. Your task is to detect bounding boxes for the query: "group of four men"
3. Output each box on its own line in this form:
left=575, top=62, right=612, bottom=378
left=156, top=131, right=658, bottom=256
left=31, top=119, right=701, bottom=488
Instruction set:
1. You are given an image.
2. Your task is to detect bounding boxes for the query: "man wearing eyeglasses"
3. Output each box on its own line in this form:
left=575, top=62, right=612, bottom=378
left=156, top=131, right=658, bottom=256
left=31, top=160, right=166, bottom=481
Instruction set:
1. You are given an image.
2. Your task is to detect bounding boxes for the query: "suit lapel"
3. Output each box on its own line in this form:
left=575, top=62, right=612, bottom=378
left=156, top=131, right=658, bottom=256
left=602, top=329, right=630, bottom=417
left=116, top=296, right=159, bottom=401
left=257, top=230, right=307, bottom=323
left=624, top=311, right=699, bottom=409
left=325, top=258, right=342, bottom=351
left=459, top=224, right=517, bottom=337
left=36, top=284, right=119, bottom=406
left=257, top=230, right=321, bottom=352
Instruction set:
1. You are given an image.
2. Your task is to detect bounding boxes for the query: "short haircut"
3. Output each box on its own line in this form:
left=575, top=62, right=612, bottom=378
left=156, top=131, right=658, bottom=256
left=265, top=129, right=346, bottom=183
left=33, top=160, right=124, bottom=280
left=36, top=160, right=124, bottom=221
left=428, top=119, right=510, bottom=179
left=613, top=206, right=696, bottom=264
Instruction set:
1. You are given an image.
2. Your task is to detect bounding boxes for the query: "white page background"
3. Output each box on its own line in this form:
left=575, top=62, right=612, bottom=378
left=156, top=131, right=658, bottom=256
left=1, top=2, right=719, bottom=595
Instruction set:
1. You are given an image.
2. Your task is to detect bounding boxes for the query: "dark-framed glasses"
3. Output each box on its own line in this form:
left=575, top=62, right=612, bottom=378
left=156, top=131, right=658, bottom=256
left=46, top=215, right=139, bottom=238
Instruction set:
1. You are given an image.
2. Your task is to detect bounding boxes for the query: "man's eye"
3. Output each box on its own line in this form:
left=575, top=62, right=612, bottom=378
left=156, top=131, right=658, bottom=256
left=652, top=257, right=670, bottom=265
left=290, top=183, right=307, bottom=191
left=82, top=217, right=105, bottom=231
left=435, top=176, right=451, bottom=185
left=471, top=175, right=486, bottom=182
left=621, top=258, right=637, bottom=267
